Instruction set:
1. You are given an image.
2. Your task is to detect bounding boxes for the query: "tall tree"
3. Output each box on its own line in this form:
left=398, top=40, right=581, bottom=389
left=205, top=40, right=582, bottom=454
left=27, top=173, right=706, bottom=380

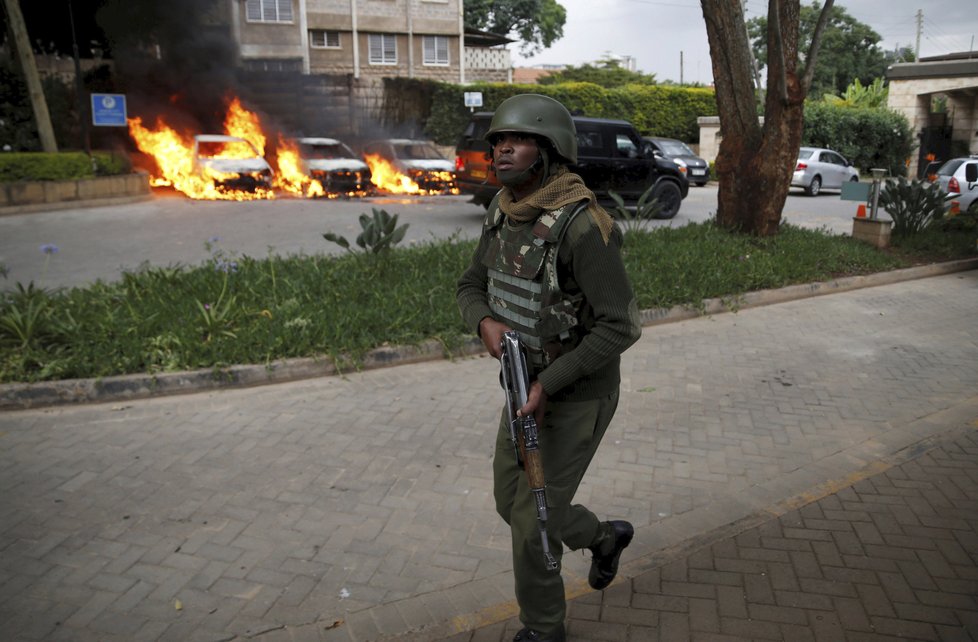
left=747, top=2, right=885, bottom=96
left=701, top=0, right=834, bottom=236
left=2, top=0, right=57, bottom=152
left=464, top=0, right=566, bottom=56
left=539, top=59, right=656, bottom=88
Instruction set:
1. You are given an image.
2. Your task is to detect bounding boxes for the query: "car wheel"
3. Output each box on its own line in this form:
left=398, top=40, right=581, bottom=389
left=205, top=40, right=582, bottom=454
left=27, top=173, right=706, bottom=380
left=849, top=175, right=859, bottom=182
left=968, top=200, right=978, bottom=215
left=652, top=181, right=683, bottom=219
left=805, top=176, right=821, bottom=197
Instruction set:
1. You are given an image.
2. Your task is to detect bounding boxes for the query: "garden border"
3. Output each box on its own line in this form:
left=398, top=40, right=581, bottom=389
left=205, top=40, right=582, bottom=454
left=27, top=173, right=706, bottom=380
left=2, top=257, right=975, bottom=411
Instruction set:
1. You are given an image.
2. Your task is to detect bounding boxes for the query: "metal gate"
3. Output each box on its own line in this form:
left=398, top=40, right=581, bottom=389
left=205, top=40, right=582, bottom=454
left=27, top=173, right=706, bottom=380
left=917, top=125, right=953, bottom=178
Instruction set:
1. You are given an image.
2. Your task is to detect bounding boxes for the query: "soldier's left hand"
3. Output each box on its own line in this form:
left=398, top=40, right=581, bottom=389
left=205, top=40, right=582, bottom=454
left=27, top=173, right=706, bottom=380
left=518, top=380, right=548, bottom=429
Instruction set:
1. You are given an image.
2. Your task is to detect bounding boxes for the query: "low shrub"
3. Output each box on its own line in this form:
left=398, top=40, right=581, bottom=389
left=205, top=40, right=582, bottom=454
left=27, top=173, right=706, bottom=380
left=0, top=151, right=132, bottom=182
left=878, top=177, right=949, bottom=237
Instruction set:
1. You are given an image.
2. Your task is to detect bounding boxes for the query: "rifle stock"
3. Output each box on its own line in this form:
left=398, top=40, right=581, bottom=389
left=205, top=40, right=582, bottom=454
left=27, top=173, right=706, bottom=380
left=500, top=331, right=559, bottom=571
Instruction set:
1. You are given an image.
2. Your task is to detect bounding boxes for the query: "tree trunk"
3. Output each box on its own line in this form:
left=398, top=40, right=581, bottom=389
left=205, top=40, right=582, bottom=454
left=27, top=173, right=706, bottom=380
left=3, top=0, right=58, bottom=152
left=701, top=0, right=828, bottom=236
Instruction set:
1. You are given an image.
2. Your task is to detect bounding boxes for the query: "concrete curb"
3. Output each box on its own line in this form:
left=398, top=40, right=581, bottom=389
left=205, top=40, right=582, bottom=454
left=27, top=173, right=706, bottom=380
left=2, top=257, right=976, bottom=411
left=0, top=172, right=152, bottom=217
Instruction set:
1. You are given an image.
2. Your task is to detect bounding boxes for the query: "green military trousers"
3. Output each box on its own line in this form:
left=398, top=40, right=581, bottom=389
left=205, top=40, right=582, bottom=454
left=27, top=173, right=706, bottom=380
left=493, top=389, right=621, bottom=634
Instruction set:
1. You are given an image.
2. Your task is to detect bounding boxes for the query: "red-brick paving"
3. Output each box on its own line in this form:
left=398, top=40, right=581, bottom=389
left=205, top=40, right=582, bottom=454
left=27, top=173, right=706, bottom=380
left=449, top=430, right=978, bottom=642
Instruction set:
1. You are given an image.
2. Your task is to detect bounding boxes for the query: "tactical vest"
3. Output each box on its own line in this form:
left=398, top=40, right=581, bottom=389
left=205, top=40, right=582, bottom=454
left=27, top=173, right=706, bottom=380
left=482, top=196, right=588, bottom=371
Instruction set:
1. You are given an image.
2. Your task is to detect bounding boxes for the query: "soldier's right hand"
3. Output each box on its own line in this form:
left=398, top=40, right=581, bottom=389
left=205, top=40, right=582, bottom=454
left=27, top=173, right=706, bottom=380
left=478, top=317, right=511, bottom=359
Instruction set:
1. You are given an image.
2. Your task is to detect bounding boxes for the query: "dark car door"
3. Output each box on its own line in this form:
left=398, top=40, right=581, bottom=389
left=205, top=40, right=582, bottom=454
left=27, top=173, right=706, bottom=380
left=571, top=121, right=614, bottom=194
left=609, top=126, right=651, bottom=199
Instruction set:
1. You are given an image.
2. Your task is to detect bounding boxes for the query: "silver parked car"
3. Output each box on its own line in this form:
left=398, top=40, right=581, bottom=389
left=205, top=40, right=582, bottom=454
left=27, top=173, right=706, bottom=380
left=933, top=156, right=978, bottom=214
left=643, top=137, right=710, bottom=186
left=791, top=147, right=859, bottom=196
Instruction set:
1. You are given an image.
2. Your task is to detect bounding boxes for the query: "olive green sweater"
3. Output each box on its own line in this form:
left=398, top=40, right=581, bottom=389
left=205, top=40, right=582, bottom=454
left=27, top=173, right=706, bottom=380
left=456, top=208, right=642, bottom=402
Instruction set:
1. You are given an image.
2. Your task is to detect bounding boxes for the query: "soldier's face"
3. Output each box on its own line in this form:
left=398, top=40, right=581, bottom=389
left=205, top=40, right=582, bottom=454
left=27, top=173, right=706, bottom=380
left=492, top=133, right=540, bottom=176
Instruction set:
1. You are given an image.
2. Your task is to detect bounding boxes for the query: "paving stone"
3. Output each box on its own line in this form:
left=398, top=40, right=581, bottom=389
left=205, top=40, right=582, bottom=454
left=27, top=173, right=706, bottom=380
left=1, top=272, right=976, bottom=642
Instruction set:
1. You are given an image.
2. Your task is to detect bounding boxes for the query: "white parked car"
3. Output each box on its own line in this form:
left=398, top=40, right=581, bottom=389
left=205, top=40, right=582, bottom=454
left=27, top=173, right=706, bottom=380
left=791, top=147, right=860, bottom=196
left=192, top=134, right=273, bottom=191
left=361, top=139, right=457, bottom=192
left=297, top=137, right=372, bottom=194
left=933, top=156, right=978, bottom=214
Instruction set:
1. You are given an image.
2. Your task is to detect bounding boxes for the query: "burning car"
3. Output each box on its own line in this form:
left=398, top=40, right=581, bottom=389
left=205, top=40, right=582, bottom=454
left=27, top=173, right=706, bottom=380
left=362, top=139, right=457, bottom=194
left=297, top=137, right=372, bottom=195
left=192, top=134, right=274, bottom=192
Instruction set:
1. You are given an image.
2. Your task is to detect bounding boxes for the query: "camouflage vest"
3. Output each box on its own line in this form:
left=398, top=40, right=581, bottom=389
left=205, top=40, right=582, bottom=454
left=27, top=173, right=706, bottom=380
left=482, top=195, right=588, bottom=371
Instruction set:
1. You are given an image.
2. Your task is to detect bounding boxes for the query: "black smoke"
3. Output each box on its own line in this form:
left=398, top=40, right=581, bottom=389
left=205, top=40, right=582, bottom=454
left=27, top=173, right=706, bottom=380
left=95, top=0, right=240, bottom=132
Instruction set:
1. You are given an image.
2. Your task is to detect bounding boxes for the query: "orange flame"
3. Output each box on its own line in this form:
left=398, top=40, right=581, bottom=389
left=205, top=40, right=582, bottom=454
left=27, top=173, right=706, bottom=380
left=225, top=97, right=266, bottom=156
left=274, top=137, right=325, bottom=198
left=364, top=153, right=422, bottom=194
left=127, top=98, right=274, bottom=201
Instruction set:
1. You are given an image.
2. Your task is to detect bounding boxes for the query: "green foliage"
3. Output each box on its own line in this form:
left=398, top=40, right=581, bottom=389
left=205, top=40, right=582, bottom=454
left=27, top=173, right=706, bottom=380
left=464, top=0, right=567, bottom=55
left=4, top=222, right=974, bottom=384
left=0, top=56, right=84, bottom=152
left=381, top=78, right=439, bottom=134
left=323, top=208, right=409, bottom=254
left=802, top=102, right=913, bottom=177
left=607, top=187, right=662, bottom=234
left=539, top=61, right=656, bottom=88
left=92, top=151, right=132, bottom=176
left=747, top=2, right=887, bottom=96
left=0, top=152, right=131, bottom=182
left=878, top=177, right=950, bottom=237
left=0, top=283, right=67, bottom=349
left=623, top=222, right=906, bottom=309
left=425, top=82, right=717, bottom=145
left=822, top=78, right=888, bottom=109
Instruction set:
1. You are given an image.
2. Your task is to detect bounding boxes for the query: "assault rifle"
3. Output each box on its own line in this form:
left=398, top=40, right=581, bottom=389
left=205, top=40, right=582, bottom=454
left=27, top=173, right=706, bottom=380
left=500, top=331, right=559, bottom=571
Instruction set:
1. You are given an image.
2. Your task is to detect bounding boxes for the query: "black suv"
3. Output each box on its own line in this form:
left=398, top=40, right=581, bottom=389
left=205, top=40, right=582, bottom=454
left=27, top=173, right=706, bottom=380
left=454, top=112, right=689, bottom=218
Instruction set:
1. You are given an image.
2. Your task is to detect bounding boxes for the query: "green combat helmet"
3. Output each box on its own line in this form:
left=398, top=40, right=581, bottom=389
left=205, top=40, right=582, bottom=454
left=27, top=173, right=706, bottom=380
left=485, top=94, right=578, bottom=164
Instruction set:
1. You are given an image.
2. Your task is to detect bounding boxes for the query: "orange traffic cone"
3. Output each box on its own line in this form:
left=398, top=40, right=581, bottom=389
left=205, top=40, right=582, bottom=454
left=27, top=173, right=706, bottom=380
left=856, top=204, right=867, bottom=218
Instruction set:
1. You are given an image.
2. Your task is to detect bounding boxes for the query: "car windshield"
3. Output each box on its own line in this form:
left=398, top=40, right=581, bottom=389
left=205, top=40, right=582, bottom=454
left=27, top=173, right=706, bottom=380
left=300, top=143, right=355, bottom=160
left=658, top=140, right=694, bottom=156
left=797, top=149, right=815, bottom=160
left=937, top=159, right=965, bottom=176
left=198, top=139, right=259, bottom=159
left=393, top=143, right=444, bottom=160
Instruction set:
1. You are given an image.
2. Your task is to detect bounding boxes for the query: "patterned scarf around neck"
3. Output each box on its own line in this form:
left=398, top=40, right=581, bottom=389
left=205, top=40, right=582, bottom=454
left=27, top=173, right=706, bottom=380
left=497, top=166, right=615, bottom=244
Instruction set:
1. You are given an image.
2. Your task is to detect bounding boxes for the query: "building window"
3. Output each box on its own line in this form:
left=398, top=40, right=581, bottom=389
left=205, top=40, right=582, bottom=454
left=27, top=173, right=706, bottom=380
left=368, top=34, right=397, bottom=65
left=422, top=36, right=449, bottom=66
left=310, top=30, right=340, bottom=48
left=246, top=0, right=293, bottom=23
left=242, top=58, right=303, bottom=72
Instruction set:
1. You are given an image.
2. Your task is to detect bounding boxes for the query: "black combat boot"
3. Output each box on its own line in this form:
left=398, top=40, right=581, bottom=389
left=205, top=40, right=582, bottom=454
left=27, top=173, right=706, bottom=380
left=513, top=624, right=566, bottom=642
left=588, top=520, right=634, bottom=590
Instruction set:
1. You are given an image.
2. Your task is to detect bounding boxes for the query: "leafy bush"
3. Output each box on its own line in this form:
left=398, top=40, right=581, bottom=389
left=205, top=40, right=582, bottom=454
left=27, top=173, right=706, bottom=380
left=0, top=152, right=132, bottom=182
left=92, top=152, right=132, bottom=176
left=802, top=102, right=913, bottom=177
left=878, top=177, right=949, bottom=237
left=323, top=208, right=409, bottom=254
left=424, top=81, right=717, bottom=146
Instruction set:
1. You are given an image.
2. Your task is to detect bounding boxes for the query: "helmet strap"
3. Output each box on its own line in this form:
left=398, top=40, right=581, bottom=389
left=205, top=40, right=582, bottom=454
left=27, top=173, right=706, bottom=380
left=495, top=150, right=544, bottom=190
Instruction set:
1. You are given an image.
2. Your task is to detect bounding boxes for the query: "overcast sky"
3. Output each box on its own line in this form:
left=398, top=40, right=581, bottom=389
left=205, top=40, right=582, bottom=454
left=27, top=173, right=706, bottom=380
left=512, top=0, right=978, bottom=84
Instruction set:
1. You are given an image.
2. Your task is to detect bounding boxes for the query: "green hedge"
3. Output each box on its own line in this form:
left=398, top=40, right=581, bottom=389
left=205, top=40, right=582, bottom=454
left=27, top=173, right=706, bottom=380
left=802, top=102, right=913, bottom=177
left=424, top=81, right=718, bottom=146
left=0, top=152, right=132, bottom=183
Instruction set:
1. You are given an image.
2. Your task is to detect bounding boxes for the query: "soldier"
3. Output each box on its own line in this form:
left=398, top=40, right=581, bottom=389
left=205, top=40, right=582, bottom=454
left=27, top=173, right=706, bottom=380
left=456, top=94, right=643, bottom=642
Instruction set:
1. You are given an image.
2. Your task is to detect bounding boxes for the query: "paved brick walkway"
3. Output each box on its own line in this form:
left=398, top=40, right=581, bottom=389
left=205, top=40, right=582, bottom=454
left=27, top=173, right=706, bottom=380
left=427, top=429, right=978, bottom=642
left=0, top=270, right=976, bottom=642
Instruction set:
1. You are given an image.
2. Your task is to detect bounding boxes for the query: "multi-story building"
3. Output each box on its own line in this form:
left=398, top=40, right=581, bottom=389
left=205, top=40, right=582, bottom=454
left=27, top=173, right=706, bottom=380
left=230, top=0, right=466, bottom=83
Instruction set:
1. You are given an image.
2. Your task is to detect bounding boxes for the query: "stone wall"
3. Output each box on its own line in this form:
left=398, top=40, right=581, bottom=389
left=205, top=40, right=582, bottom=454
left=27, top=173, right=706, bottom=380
left=0, top=173, right=150, bottom=213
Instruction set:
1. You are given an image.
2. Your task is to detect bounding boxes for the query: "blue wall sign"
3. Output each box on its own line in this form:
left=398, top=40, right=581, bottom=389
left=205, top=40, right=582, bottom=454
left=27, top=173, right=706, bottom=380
left=91, top=93, right=128, bottom=127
